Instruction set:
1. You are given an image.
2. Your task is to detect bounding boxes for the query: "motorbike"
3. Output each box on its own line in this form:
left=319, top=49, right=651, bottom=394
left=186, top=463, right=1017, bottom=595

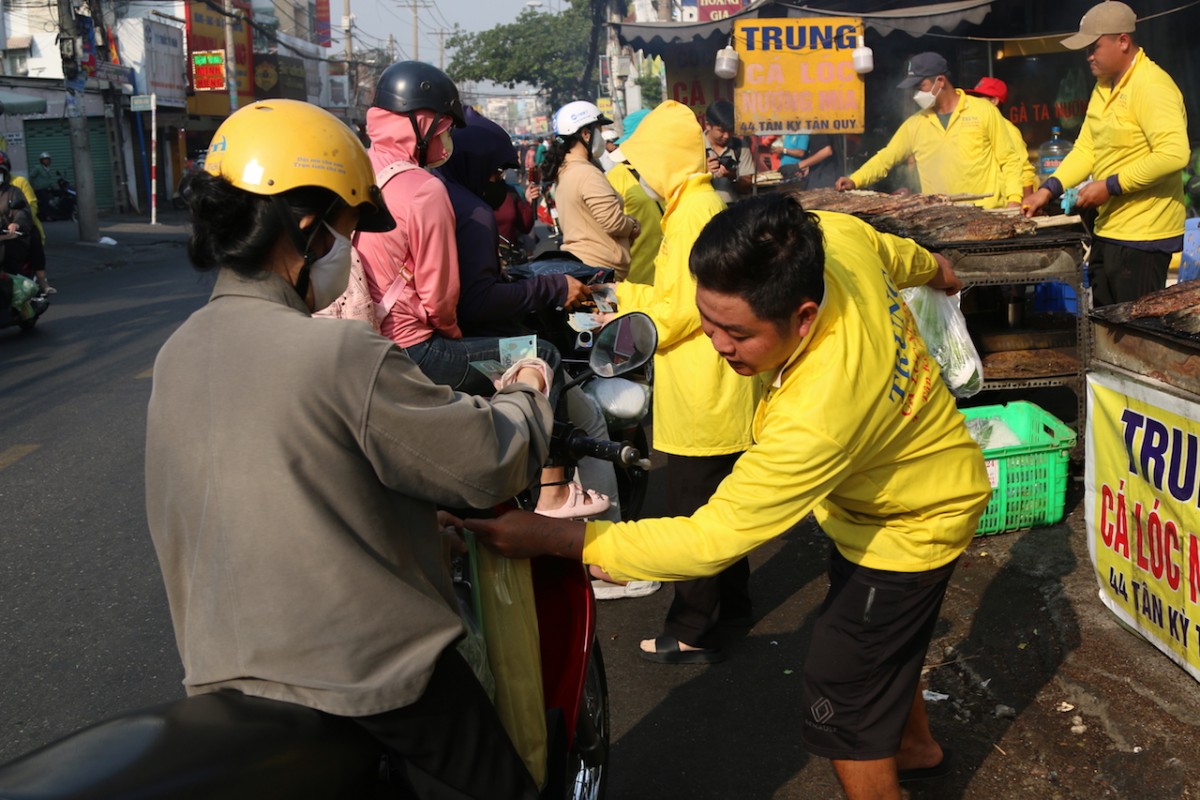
left=1, top=230, right=49, bottom=333
left=39, top=175, right=77, bottom=222
left=507, top=255, right=654, bottom=521
left=0, top=313, right=659, bottom=800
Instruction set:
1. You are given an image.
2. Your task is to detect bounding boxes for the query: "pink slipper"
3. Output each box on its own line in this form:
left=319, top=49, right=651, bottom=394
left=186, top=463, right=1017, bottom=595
left=536, top=482, right=612, bottom=520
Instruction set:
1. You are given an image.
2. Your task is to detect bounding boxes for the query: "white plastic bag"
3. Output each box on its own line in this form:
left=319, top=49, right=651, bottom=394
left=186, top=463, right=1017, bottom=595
left=901, top=285, right=984, bottom=398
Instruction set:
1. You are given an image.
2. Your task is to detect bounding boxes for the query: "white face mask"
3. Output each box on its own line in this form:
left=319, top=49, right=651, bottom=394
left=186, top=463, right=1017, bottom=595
left=589, top=128, right=607, bottom=160
left=308, top=222, right=354, bottom=311
left=913, top=80, right=941, bottom=111
left=638, top=175, right=664, bottom=203
left=426, top=130, right=454, bottom=169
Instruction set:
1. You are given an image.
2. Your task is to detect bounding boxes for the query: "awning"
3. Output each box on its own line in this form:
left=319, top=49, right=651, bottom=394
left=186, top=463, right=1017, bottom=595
left=6, top=35, right=32, bottom=50
left=618, top=0, right=993, bottom=56
left=0, top=90, right=48, bottom=116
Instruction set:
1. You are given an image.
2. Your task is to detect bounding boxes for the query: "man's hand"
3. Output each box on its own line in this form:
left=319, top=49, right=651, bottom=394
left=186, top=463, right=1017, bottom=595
left=464, top=510, right=586, bottom=560
left=1022, top=188, right=1053, bottom=218
left=1074, top=179, right=1111, bottom=210
left=834, top=177, right=856, bottom=191
left=926, top=252, right=963, bottom=296
left=629, top=217, right=642, bottom=240
left=562, top=275, right=590, bottom=310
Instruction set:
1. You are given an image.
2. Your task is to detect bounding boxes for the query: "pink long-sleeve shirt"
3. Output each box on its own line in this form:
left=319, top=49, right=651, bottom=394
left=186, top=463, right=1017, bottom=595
left=355, top=106, right=462, bottom=347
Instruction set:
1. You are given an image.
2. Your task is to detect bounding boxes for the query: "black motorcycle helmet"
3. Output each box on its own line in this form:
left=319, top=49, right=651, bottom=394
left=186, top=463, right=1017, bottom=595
left=373, top=61, right=465, bottom=167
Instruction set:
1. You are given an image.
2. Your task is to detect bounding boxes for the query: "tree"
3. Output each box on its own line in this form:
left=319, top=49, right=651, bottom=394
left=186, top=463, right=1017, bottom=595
left=635, top=72, right=662, bottom=107
left=446, top=0, right=604, bottom=111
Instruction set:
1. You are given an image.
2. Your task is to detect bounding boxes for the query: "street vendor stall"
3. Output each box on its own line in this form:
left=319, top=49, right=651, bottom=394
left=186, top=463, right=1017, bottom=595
left=789, top=187, right=1091, bottom=437
left=1086, top=282, right=1200, bottom=684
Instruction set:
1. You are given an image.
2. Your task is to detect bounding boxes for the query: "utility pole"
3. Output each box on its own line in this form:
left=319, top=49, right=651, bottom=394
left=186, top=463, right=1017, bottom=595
left=343, top=0, right=355, bottom=115
left=411, top=0, right=419, bottom=60
left=437, top=29, right=447, bottom=71
left=55, top=0, right=99, bottom=242
left=224, top=0, right=239, bottom=113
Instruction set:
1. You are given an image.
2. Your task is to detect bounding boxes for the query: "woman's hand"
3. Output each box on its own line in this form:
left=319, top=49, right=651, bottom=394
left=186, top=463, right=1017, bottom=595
left=438, top=510, right=467, bottom=555
left=629, top=217, right=642, bottom=240
left=525, top=182, right=541, bottom=204
left=562, top=275, right=590, bottom=309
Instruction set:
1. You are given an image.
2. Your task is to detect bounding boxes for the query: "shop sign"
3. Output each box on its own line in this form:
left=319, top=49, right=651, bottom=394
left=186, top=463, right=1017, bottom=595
left=1087, top=371, right=1200, bottom=684
left=192, top=50, right=227, bottom=91
left=732, top=17, right=864, bottom=136
left=698, top=0, right=743, bottom=21
left=665, top=44, right=733, bottom=117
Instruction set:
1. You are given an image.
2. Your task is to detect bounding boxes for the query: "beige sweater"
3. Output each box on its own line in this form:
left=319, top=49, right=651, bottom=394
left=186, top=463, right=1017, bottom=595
left=555, top=150, right=637, bottom=277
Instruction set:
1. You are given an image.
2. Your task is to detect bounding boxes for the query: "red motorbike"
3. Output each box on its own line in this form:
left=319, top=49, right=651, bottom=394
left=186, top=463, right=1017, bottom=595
left=0, top=314, right=659, bottom=800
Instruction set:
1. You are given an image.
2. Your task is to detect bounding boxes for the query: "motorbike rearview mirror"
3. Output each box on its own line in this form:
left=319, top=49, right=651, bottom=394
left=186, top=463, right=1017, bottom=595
left=589, top=312, right=657, bottom=378
left=9, top=195, right=28, bottom=211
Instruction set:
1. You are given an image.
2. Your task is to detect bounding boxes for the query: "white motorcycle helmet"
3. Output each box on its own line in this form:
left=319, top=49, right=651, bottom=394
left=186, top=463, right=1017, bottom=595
left=553, top=100, right=613, bottom=137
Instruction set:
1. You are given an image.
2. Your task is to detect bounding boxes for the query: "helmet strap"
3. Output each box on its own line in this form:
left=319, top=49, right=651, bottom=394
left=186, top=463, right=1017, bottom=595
left=271, top=194, right=338, bottom=304
left=407, top=111, right=446, bottom=167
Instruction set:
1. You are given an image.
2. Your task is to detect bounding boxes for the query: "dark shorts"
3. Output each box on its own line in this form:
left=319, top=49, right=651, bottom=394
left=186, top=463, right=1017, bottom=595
left=800, top=548, right=958, bottom=761
left=1089, top=240, right=1171, bottom=307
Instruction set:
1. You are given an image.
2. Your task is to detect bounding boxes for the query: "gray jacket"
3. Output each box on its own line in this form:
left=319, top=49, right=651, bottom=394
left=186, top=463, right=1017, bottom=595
left=146, top=269, right=552, bottom=716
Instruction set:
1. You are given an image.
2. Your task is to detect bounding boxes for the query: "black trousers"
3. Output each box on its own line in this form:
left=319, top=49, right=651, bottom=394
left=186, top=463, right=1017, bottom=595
left=350, top=647, right=538, bottom=800
left=1089, top=239, right=1171, bottom=307
left=662, top=451, right=751, bottom=649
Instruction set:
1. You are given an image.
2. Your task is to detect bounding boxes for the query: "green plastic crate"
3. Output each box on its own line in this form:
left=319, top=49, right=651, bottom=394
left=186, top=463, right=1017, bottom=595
left=960, top=401, right=1076, bottom=536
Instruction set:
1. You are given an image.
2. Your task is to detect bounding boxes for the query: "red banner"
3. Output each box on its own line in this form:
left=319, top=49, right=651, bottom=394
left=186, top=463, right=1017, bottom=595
left=315, top=0, right=331, bottom=48
left=697, top=0, right=743, bottom=22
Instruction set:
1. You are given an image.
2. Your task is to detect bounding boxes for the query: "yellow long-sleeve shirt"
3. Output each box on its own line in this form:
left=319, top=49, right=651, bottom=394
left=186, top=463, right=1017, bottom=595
left=606, top=162, right=663, bottom=286
left=850, top=90, right=1025, bottom=208
left=616, top=101, right=759, bottom=457
left=1049, top=49, right=1187, bottom=244
left=584, top=212, right=991, bottom=578
left=1002, top=117, right=1036, bottom=193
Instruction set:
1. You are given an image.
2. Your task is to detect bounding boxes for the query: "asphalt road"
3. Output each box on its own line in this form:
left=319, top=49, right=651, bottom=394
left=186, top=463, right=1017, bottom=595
left=3, top=215, right=1200, bottom=798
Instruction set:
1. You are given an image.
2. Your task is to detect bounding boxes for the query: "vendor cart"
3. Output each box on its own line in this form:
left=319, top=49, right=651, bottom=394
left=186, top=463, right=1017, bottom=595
left=1085, top=287, right=1200, bottom=685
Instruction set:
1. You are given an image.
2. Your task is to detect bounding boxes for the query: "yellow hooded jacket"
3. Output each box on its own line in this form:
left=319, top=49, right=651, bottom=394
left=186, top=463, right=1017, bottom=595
left=1049, top=49, right=1187, bottom=244
left=584, top=212, right=991, bottom=579
left=850, top=89, right=1025, bottom=208
left=616, top=101, right=759, bottom=457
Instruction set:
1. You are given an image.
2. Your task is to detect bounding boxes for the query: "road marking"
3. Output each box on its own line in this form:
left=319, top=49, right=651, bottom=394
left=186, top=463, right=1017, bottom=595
left=0, top=444, right=40, bottom=471
left=136, top=368, right=154, bottom=379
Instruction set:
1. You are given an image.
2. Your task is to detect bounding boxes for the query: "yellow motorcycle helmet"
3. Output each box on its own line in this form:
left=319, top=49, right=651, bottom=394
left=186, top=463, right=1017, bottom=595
left=203, top=99, right=394, bottom=232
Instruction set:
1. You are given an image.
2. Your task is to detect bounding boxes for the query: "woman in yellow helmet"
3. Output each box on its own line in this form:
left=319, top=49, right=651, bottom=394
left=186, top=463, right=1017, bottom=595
left=146, top=99, right=546, bottom=800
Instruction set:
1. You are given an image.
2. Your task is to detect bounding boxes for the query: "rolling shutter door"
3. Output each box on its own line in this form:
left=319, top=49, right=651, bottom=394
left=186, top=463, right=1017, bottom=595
left=23, top=118, right=116, bottom=212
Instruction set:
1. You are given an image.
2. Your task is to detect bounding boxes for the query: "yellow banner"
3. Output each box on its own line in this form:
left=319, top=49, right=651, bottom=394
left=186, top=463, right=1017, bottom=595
left=1086, top=371, right=1200, bottom=684
left=732, top=17, right=864, bottom=136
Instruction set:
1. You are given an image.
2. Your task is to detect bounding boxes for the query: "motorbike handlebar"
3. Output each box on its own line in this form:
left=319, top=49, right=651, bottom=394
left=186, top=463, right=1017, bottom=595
left=563, top=429, right=649, bottom=470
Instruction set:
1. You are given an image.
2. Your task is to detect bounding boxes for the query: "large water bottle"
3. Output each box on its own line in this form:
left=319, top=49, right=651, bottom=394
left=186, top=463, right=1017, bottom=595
left=1037, top=126, right=1074, bottom=184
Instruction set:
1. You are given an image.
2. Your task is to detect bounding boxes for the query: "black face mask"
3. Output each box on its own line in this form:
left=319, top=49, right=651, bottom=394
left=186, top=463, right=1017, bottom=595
left=481, top=180, right=508, bottom=210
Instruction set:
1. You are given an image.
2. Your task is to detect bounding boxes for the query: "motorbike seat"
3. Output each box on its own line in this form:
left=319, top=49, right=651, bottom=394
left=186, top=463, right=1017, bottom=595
left=0, top=691, right=382, bottom=799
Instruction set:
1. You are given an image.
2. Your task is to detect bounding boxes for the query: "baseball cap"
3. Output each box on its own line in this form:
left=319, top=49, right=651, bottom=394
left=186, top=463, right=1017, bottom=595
left=897, top=52, right=949, bottom=88
left=965, top=77, right=1008, bottom=105
left=1061, top=1, right=1137, bottom=50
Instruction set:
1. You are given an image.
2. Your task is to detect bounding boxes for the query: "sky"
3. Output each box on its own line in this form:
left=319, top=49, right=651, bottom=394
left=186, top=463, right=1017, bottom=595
left=343, top=0, right=565, bottom=71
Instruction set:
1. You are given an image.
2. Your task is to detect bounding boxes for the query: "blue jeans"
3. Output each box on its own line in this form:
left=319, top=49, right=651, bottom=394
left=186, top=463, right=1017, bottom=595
left=403, top=334, right=562, bottom=397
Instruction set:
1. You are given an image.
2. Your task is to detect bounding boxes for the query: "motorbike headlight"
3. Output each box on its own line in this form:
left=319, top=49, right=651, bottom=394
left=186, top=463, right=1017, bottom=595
left=583, top=377, right=650, bottom=423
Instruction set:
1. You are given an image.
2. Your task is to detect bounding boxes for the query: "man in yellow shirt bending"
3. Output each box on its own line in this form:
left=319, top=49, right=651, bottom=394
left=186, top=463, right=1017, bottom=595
left=835, top=51, right=1025, bottom=209
left=468, top=193, right=991, bottom=799
left=1023, top=1, right=1188, bottom=306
